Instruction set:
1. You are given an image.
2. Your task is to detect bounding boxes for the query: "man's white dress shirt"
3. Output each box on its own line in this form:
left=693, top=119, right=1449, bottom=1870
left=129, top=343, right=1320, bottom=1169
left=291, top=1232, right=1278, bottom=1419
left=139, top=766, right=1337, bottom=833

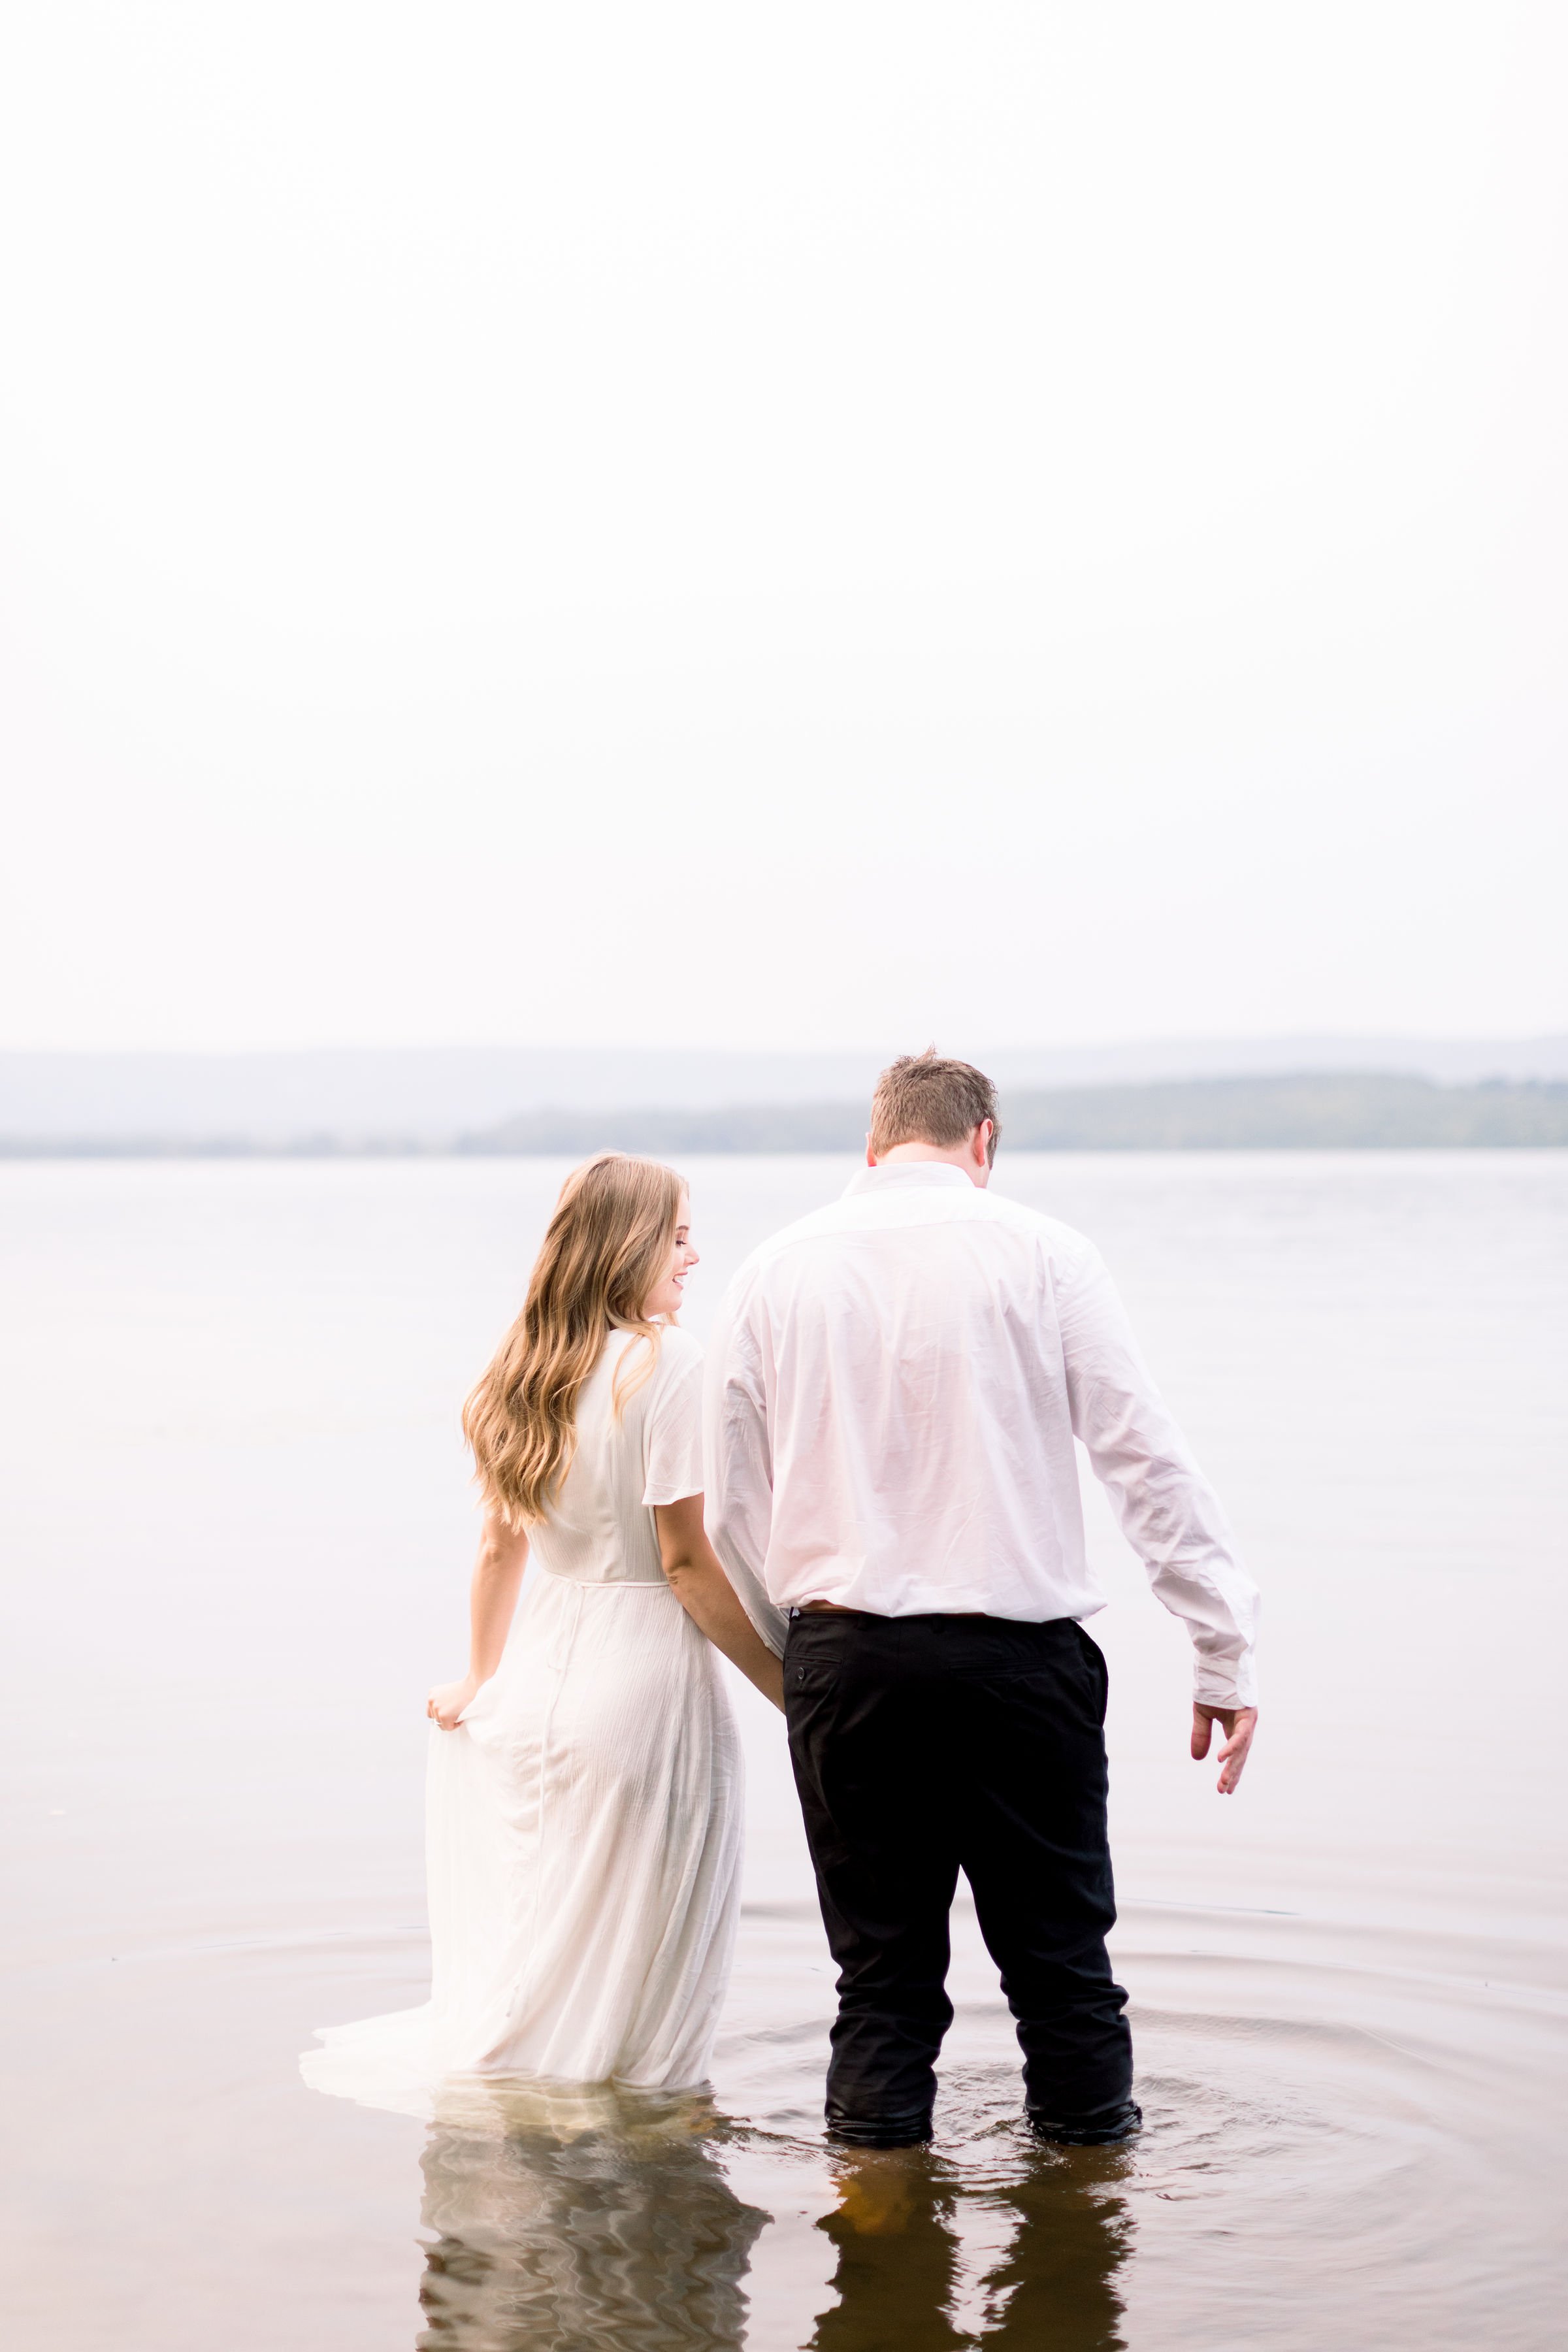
left=705, top=1162, right=1258, bottom=1708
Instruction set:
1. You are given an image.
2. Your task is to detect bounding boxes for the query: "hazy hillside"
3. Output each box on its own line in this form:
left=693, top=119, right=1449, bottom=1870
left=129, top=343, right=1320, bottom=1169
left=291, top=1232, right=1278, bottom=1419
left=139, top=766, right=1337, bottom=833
left=5, top=1066, right=1567, bottom=1156
left=3, top=1036, right=1566, bottom=1145
left=998, top=1074, right=1568, bottom=1149
left=458, top=1073, right=1568, bottom=1153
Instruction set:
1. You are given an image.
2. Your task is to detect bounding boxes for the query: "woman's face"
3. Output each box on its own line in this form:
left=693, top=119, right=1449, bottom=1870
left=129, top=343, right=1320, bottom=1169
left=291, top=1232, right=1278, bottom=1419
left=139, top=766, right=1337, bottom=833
left=641, top=1194, right=698, bottom=1319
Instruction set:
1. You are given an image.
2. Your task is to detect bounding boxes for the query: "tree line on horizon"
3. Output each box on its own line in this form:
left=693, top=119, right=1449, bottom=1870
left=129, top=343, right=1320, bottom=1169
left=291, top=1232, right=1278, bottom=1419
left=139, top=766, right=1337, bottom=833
left=3, top=1072, right=1567, bottom=1156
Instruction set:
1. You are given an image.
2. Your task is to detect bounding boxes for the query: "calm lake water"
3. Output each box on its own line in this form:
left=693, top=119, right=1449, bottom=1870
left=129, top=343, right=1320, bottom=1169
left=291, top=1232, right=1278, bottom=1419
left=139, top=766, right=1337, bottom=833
left=3, top=1152, right=1565, bottom=2350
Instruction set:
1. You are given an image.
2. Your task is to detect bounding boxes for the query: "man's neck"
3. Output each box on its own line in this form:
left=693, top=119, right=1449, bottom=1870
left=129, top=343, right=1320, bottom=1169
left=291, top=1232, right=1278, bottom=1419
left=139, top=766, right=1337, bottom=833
left=872, top=1141, right=990, bottom=1189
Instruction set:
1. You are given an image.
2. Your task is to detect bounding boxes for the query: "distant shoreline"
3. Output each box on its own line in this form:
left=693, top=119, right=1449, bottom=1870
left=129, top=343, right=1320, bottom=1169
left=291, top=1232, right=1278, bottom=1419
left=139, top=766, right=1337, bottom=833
left=3, top=1073, right=1567, bottom=1156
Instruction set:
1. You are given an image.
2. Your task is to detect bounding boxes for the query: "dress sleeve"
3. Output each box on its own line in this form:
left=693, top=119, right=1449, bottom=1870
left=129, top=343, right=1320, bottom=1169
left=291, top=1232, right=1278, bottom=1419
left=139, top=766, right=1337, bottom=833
left=642, top=1337, right=707, bottom=1507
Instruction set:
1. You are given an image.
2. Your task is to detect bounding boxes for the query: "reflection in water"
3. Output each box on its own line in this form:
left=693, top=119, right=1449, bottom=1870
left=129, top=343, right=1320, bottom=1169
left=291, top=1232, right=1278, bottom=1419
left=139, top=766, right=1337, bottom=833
left=414, top=2078, right=1130, bottom=2352
left=415, top=2082, right=768, bottom=2351
left=811, top=2144, right=1131, bottom=2352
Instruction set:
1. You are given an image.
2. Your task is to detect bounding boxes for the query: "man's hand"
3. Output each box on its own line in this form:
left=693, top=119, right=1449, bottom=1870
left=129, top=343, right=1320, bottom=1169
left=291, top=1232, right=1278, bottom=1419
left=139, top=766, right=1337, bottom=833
left=1191, top=1702, right=1257, bottom=1794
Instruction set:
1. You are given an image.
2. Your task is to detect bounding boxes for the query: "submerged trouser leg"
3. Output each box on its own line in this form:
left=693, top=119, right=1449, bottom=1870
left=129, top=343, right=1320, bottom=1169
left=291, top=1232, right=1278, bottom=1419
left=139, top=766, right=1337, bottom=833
left=956, top=1621, right=1136, bottom=2139
left=785, top=1613, right=958, bottom=2144
left=785, top=1610, right=1136, bottom=2146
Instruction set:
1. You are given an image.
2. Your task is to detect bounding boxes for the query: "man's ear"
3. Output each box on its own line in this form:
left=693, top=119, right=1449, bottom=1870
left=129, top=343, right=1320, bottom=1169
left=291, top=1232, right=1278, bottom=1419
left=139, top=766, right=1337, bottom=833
left=865, top=1134, right=878, bottom=1168
left=974, top=1120, right=994, bottom=1166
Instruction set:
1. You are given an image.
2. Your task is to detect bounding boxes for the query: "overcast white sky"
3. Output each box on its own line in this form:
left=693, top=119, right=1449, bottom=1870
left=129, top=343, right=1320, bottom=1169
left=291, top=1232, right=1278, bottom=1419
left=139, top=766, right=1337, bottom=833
left=1, top=2, right=1563, bottom=1053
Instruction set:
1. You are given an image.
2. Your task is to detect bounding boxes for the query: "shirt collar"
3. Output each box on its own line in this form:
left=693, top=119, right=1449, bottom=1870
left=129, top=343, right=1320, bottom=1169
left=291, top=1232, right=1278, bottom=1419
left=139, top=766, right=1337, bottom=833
left=841, top=1162, right=977, bottom=1198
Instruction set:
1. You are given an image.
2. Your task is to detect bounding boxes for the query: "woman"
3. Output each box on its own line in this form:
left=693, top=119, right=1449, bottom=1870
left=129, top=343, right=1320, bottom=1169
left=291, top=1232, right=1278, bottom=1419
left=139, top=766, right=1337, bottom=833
left=302, top=1154, right=785, bottom=2114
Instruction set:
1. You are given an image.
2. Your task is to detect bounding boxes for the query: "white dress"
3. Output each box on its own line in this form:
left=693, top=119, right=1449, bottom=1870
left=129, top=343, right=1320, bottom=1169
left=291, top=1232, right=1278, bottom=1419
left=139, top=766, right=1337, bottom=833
left=302, top=1326, right=749, bottom=2116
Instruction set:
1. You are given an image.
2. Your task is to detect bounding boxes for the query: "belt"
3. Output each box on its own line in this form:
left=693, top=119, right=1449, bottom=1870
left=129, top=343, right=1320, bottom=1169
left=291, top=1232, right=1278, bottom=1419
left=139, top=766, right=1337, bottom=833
left=796, top=1601, right=990, bottom=1620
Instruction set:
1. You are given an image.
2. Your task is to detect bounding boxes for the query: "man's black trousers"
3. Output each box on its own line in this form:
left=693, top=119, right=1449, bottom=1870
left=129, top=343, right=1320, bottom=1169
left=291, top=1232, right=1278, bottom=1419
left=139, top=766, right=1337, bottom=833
left=783, top=1608, right=1135, bottom=2147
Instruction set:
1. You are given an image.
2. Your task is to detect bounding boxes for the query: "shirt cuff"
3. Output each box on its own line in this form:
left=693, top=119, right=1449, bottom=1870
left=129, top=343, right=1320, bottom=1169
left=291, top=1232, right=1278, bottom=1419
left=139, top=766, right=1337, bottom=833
left=1193, top=1658, right=1257, bottom=1710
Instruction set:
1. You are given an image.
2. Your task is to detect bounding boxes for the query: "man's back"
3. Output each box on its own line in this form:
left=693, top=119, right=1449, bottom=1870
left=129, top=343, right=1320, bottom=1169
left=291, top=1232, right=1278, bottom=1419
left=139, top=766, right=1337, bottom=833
left=708, top=1159, right=1255, bottom=1705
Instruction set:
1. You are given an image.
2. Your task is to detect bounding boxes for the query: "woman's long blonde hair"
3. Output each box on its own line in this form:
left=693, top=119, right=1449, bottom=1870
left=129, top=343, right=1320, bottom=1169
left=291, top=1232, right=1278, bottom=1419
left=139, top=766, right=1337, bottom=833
left=463, top=1153, right=686, bottom=1528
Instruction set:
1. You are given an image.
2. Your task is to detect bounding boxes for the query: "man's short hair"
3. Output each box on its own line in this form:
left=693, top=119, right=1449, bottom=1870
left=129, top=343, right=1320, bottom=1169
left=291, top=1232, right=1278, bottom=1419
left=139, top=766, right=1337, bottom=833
left=869, top=1050, right=1001, bottom=1165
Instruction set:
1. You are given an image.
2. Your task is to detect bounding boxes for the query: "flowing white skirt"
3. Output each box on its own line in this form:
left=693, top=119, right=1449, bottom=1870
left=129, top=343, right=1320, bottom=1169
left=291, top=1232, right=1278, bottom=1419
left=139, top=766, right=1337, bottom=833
left=301, top=1567, right=744, bottom=2117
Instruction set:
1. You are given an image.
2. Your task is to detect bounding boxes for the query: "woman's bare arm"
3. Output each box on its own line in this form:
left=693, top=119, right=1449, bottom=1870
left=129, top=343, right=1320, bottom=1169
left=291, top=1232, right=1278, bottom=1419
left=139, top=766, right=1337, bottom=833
left=428, top=1509, right=531, bottom=1728
left=654, top=1494, right=785, bottom=1712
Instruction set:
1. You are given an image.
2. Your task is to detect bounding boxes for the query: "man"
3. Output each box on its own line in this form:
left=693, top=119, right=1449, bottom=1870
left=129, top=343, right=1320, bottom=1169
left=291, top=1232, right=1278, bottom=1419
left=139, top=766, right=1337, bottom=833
left=706, top=1052, right=1258, bottom=2150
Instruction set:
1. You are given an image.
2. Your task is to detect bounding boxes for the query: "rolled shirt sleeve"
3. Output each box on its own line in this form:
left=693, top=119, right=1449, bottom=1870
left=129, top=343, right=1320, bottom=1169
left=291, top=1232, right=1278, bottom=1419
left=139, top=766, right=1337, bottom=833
left=1058, top=1244, right=1259, bottom=1708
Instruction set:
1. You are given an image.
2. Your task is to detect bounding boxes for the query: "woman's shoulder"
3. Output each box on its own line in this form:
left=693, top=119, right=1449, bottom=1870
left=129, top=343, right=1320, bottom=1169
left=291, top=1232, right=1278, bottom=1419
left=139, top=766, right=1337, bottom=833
left=606, top=1322, right=701, bottom=1360
left=600, top=1322, right=701, bottom=1411
left=655, top=1323, right=705, bottom=1380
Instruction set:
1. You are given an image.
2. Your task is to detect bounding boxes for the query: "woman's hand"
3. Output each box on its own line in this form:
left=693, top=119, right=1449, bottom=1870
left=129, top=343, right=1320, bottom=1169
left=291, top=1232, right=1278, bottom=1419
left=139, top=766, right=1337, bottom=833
left=427, top=1674, right=479, bottom=1730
